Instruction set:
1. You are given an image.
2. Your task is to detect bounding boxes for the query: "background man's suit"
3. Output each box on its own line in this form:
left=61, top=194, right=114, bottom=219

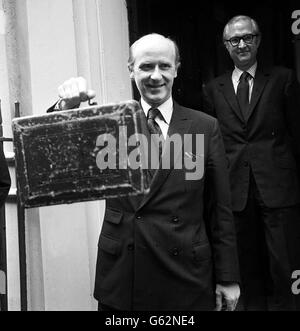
left=203, top=65, right=300, bottom=309
left=93, top=102, right=240, bottom=310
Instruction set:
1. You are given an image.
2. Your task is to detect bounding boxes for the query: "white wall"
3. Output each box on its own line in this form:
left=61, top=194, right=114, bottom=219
left=0, top=0, right=20, bottom=311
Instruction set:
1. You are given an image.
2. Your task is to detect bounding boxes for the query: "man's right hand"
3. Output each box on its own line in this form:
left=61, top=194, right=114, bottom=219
left=57, top=77, right=96, bottom=110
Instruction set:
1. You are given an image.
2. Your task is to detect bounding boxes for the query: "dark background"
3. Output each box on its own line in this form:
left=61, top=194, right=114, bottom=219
left=126, top=0, right=299, bottom=110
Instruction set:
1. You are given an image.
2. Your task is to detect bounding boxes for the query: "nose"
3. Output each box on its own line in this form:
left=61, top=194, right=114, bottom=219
left=150, top=66, right=162, bottom=80
left=238, top=39, right=247, bottom=48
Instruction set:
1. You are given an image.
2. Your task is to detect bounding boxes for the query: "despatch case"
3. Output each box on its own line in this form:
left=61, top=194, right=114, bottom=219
left=12, top=100, right=150, bottom=208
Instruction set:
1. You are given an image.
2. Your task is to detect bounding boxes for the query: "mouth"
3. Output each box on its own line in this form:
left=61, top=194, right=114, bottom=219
left=237, top=51, right=250, bottom=56
left=147, top=84, right=166, bottom=89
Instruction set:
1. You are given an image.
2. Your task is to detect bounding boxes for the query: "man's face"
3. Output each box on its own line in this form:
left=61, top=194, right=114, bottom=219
left=225, top=19, right=260, bottom=70
left=129, top=36, right=179, bottom=107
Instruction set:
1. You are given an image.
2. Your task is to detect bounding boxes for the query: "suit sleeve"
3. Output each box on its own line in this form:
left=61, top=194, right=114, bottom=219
left=47, top=101, right=60, bottom=113
left=284, top=69, right=300, bottom=174
left=206, top=118, right=240, bottom=284
left=0, top=143, right=11, bottom=208
left=47, top=100, right=81, bottom=113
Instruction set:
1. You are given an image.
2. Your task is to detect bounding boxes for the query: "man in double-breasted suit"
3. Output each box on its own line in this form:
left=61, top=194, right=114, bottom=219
left=203, top=15, right=300, bottom=310
left=50, top=33, right=240, bottom=311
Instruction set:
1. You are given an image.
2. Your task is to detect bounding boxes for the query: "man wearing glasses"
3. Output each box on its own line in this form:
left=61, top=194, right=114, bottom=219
left=203, top=15, right=300, bottom=310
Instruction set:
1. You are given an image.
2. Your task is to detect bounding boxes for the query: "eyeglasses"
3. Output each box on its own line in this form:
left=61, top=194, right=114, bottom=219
left=225, top=34, right=258, bottom=47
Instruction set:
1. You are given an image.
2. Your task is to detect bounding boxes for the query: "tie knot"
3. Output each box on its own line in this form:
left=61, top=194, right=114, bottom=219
left=240, top=71, right=251, bottom=82
left=148, top=108, right=163, bottom=121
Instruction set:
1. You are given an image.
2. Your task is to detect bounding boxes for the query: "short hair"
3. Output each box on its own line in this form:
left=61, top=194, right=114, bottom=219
left=128, top=33, right=181, bottom=70
left=223, top=15, right=261, bottom=41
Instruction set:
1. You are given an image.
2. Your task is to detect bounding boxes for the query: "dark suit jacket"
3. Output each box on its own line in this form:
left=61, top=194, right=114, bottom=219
left=203, top=66, right=300, bottom=211
left=93, top=102, right=239, bottom=310
left=0, top=143, right=10, bottom=208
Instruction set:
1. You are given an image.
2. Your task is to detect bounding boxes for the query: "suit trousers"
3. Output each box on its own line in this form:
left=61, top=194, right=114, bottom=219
left=234, top=171, right=300, bottom=311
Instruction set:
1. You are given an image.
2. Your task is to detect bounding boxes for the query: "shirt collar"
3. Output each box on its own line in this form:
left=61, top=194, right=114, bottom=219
left=141, top=97, right=173, bottom=125
left=232, top=62, right=258, bottom=82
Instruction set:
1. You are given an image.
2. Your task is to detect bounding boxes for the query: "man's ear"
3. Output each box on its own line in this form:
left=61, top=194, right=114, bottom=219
left=256, top=35, right=262, bottom=48
left=174, top=62, right=181, bottom=78
left=224, top=41, right=230, bottom=53
left=128, top=64, right=134, bottom=79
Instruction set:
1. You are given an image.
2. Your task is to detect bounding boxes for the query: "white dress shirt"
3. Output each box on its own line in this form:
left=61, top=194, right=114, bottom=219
left=141, top=97, right=173, bottom=139
left=232, top=62, right=257, bottom=102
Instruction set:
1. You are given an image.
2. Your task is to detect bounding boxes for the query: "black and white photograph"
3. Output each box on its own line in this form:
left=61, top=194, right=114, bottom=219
left=0, top=0, right=300, bottom=315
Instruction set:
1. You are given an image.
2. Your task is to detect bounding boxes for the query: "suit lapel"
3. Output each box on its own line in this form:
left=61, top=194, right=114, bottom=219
left=246, top=68, right=270, bottom=121
left=218, top=69, right=271, bottom=123
left=218, top=73, right=245, bottom=123
left=138, top=102, right=192, bottom=210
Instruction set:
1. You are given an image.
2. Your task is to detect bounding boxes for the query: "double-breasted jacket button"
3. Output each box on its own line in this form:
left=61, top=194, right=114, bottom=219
left=172, top=248, right=179, bottom=256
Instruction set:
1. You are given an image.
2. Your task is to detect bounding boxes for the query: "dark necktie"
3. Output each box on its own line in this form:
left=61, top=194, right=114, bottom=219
left=147, top=108, right=164, bottom=136
left=147, top=108, right=165, bottom=177
left=237, top=71, right=251, bottom=120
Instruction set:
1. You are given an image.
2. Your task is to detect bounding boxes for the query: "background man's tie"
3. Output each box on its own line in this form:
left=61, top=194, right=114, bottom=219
left=147, top=108, right=165, bottom=177
left=237, top=71, right=251, bottom=120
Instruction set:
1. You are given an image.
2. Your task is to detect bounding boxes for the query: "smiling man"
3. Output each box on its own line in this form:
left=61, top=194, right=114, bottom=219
left=49, top=33, right=241, bottom=311
left=223, top=16, right=260, bottom=71
left=128, top=34, right=180, bottom=107
left=203, top=16, right=300, bottom=310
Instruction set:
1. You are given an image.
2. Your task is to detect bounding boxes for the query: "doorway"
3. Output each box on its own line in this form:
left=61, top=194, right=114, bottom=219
left=126, top=0, right=299, bottom=109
